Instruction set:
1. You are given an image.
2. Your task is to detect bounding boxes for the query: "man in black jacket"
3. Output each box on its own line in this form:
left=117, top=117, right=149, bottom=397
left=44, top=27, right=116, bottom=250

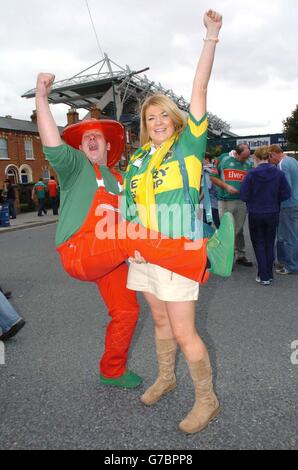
left=5, top=179, right=16, bottom=219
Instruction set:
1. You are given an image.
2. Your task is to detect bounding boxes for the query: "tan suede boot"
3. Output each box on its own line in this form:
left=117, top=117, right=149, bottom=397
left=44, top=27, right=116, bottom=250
left=179, top=354, right=220, bottom=434
left=140, top=338, right=177, bottom=406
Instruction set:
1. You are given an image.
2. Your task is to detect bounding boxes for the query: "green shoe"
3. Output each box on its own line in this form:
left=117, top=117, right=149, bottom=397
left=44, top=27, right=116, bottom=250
left=100, top=370, right=143, bottom=389
left=207, top=212, right=235, bottom=277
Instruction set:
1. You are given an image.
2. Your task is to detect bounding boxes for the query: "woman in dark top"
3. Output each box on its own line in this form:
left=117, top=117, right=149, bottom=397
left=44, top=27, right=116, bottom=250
left=240, top=146, right=291, bottom=284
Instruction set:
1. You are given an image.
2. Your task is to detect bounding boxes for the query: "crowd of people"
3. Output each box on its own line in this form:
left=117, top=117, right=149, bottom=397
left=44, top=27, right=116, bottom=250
left=201, top=144, right=298, bottom=285
left=1, top=176, right=59, bottom=220
left=31, top=175, right=59, bottom=216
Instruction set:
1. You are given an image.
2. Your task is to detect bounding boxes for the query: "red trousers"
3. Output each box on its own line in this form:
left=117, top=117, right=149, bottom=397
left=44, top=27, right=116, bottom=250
left=96, top=262, right=139, bottom=378
left=57, top=222, right=209, bottom=284
left=56, top=182, right=208, bottom=378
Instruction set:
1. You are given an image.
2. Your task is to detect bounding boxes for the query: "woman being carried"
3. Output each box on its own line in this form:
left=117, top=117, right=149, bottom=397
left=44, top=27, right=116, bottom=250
left=123, top=9, right=228, bottom=433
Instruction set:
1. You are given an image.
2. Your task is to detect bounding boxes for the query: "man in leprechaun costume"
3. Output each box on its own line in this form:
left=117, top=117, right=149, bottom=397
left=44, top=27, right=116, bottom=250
left=35, top=72, right=143, bottom=388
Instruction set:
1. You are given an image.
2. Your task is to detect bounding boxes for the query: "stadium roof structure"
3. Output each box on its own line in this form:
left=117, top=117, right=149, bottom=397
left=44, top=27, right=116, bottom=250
left=22, top=53, right=235, bottom=138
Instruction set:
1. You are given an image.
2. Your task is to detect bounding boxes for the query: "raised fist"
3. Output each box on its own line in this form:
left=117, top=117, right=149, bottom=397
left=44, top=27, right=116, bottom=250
left=36, top=73, right=55, bottom=98
left=203, top=9, right=222, bottom=35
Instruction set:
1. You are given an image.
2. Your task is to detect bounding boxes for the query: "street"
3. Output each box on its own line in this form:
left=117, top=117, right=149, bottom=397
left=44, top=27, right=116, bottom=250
left=0, top=223, right=297, bottom=450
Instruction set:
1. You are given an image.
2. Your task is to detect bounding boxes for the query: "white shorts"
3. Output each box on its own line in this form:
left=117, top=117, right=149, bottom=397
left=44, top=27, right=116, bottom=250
left=127, top=262, right=199, bottom=302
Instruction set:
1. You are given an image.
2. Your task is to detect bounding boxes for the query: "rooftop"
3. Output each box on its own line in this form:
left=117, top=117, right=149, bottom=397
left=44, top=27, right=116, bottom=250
left=23, top=54, right=235, bottom=138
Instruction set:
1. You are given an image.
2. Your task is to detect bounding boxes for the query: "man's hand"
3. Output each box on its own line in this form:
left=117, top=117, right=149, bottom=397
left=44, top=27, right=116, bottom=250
left=35, top=72, right=62, bottom=147
left=203, top=9, right=222, bottom=36
left=36, top=73, right=55, bottom=98
left=225, top=184, right=239, bottom=195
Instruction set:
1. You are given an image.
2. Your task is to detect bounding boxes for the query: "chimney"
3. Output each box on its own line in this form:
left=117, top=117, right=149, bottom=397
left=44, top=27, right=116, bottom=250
left=31, top=110, right=37, bottom=123
left=67, top=108, right=79, bottom=125
left=90, top=104, right=101, bottom=120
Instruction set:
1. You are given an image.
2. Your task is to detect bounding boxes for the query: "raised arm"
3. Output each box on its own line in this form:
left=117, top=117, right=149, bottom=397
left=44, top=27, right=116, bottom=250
left=35, top=73, right=62, bottom=147
left=190, top=9, right=222, bottom=121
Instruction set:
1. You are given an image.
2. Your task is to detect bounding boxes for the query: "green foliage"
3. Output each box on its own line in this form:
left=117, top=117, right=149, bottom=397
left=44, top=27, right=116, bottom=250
left=19, top=203, right=35, bottom=213
left=18, top=184, right=36, bottom=211
left=207, top=144, right=223, bottom=158
left=283, top=105, right=298, bottom=151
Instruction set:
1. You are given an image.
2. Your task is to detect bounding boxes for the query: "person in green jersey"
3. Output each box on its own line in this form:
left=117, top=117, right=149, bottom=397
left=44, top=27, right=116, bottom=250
left=210, top=144, right=253, bottom=266
left=122, top=9, right=230, bottom=434
left=32, top=178, right=47, bottom=217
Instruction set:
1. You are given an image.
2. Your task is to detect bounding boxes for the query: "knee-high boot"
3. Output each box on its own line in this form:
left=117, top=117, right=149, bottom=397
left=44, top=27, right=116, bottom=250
left=179, top=354, right=220, bottom=434
left=141, top=338, right=177, bottom=406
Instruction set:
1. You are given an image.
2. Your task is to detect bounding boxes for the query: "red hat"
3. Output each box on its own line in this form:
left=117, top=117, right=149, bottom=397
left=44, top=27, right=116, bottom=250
left=62, top=119, right=125, bottom=168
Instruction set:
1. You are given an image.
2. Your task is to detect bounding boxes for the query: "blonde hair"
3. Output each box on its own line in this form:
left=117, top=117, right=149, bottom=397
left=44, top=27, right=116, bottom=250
left=254, top=146, right=270, bottom=161
left=139, top=94, right=187, bottom=146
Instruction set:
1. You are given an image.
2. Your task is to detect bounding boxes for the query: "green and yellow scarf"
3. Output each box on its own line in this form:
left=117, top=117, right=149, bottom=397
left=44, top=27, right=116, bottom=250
left=123, top=133, right=178, bottom=231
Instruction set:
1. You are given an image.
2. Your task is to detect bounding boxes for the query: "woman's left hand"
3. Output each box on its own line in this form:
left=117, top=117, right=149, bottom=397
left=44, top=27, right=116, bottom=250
left=203, top=9, right=222, bottom=35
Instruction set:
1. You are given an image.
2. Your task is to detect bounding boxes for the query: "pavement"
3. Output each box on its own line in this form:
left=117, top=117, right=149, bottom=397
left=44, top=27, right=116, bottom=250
left=0, top=217, right=297, bottom=450
left=0, top=211, right=59, bottom=234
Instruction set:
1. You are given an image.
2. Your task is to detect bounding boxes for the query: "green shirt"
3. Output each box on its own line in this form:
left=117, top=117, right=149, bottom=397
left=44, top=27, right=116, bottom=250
left=34, top=181, right=46, bottom=199
left=211, top=153, right=252, bottom=201
left=43, top=144, right=120, bottom=246
left=123, top=112, right=208, bottom=238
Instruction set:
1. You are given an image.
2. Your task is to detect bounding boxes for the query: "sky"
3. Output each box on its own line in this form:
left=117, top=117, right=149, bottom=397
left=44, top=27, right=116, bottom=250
left=1, top=0, right=298, bottom=136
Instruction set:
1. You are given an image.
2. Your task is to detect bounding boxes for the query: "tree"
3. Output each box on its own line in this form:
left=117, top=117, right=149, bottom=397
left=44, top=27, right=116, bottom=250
left=207, top=144, right=223, bottom=158
left=283, top=105, right=298, bottom=151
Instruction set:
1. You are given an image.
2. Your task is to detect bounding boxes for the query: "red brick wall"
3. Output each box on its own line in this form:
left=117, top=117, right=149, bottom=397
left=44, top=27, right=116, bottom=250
left=0, top=130, right=58, bottom=188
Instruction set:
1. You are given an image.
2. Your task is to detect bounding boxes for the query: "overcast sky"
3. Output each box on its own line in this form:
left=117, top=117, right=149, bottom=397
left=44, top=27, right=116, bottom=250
left=1, top=0, right=297, bottom=136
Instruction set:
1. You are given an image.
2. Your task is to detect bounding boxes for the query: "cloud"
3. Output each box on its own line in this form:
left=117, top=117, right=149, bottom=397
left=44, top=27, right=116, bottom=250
left=1, top=0, right=298, bottom=135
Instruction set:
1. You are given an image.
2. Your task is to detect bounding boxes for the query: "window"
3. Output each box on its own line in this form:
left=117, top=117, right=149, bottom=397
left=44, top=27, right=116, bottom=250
left=6, top=167, right=18, bottom=185
left=42, top=169, right=50, bottom=181
left=21, top=170, right=29, bottom=184
left=19, top=165, right=33, bottom=184
left=24, top=140, right=34, bottom=160
left=0, top=138, right=8, bottom=159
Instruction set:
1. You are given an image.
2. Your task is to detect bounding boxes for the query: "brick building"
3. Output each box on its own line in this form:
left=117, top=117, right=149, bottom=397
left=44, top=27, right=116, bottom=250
left=0, top=112, right=63, bottom=188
